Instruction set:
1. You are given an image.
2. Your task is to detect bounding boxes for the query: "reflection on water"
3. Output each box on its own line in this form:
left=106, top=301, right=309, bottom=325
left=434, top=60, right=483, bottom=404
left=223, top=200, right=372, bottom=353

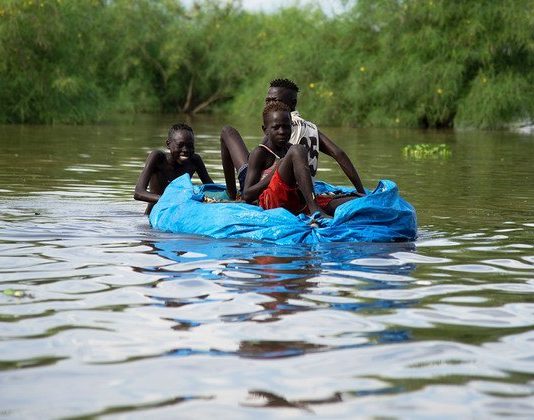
left=1, top=115, right=534, bottom=418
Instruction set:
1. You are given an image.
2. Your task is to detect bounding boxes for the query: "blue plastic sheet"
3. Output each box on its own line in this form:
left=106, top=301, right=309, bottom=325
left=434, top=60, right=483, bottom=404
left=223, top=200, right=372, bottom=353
left=149, top=175, right=417, bottom=244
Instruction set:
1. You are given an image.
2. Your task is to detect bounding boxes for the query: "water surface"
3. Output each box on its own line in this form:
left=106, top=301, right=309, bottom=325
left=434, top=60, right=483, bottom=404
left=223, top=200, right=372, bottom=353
left=1, top=115, right=533, bottom=418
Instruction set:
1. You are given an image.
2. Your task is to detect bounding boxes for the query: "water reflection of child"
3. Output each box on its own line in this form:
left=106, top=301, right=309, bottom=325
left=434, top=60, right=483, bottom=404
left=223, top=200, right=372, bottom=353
left=134, top=123, right=213, bottom=215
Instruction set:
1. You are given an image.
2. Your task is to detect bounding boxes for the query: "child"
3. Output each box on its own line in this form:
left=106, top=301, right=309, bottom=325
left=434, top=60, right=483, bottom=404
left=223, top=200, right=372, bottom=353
left=220, top=78, right=366, bottom=200
left=242, top=102, right=329, bottom=217
left=134, top=123, right=213, bottom=214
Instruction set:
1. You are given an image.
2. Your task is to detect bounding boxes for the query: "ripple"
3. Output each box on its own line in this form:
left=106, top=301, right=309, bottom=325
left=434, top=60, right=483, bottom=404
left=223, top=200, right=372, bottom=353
left=378, top=303, right=534, bottom=328
left=391, top=252, right=452, bottom=264
left=440, top=264, right=507, bottom=273
left=323, top=269, right=415, bottom=283
left=483, top=259, right=534, bottom=270
left=440, top=296, right=488, bottom=303
left=349, top=258, right=406, bottom=267
left=220, top=270, right=262, bottom=279
left=2, top=190, right=534, bottom=418
left=308, top=275, right=365, bottom=286
left=416, top=238, right=461, bottom=247
left=301, top=294, right=362, bottom=305
left=470, top=380, right=533, bottom=396
left=44, top=280, right=110, bottom=294
left=149, top=278, right=227, bottom=299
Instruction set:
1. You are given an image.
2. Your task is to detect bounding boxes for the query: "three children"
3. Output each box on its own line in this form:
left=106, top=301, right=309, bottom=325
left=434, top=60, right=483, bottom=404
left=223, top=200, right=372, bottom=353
left=134, top=80, right=365, bottom=217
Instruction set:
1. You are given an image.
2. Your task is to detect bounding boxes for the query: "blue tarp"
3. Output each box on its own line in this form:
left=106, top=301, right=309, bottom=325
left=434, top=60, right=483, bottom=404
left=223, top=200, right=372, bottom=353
left=149, top=175, right=417, bottom=244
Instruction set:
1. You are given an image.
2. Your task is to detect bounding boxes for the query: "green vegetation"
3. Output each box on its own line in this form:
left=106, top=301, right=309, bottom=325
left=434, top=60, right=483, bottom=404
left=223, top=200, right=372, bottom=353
left=1, top=0, right=533, bottom=128
left=2, top=288, right=31, bottom=298
left=402, top=144, right=451, bottom=159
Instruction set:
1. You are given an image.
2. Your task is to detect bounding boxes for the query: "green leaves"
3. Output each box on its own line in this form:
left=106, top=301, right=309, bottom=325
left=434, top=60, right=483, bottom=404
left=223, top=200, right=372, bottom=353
left=0, top=0, right=532, bottom=127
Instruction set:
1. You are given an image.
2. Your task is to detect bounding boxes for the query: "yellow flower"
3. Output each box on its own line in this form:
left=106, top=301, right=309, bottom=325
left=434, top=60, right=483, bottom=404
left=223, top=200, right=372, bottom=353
left=395, top=118, right=400, bottom=124
left=359, top=66, right=366, bottom=72
left=436, top=88, right=443, bottom=95
left=309, top=83, right=316, bottom=89
left=482, top=77, right=487, bottom=84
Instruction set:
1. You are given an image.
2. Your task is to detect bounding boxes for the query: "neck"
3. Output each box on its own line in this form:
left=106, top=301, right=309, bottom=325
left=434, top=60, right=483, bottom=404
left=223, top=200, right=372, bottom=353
left=269, top=141, right=288, bottom=156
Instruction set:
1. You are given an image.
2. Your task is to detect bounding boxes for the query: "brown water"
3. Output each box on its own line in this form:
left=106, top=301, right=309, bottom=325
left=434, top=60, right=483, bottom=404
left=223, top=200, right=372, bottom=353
left=1, top=114, right=533, bottom=418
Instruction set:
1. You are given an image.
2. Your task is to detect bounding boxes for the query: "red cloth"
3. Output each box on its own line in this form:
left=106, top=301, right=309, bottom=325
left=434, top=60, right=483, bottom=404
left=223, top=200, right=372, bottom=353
left=315, top=194, right=334, bottom=210
left=259, top=170, right=334, bottom=214
left=259, top=170, right=305, bottom=214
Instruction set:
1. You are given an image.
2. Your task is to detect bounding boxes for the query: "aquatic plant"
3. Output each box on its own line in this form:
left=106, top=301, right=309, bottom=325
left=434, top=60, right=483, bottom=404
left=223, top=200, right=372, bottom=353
left=402, top=144, right=452, bottom=159
left=2, top=288, right=31, bottom=298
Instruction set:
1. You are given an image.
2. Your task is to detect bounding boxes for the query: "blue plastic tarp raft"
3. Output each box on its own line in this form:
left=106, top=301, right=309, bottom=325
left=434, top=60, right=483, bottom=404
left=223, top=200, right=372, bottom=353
left=149, top=174, right=417, bottom=244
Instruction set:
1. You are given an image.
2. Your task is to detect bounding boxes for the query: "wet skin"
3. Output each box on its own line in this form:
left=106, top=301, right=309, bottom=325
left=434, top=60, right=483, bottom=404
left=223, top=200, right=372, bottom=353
left=220, top=83, right=366, bottom=198
left=243, top=110, right=327, bottom=217
left=134, top=129, right=213, bottom=214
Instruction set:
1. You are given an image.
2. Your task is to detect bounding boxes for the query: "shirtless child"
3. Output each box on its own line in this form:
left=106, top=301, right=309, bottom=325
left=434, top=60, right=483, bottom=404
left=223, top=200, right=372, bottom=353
left=242, top=101, right=329, bottom=217
left=134, top=123, right=213, bottom=214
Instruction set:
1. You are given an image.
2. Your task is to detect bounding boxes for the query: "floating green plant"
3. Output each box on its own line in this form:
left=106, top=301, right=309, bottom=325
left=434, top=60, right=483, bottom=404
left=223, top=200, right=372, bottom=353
left=2, top=288, right=31, bottom=298
left=402, top=144, right=452, bottom=159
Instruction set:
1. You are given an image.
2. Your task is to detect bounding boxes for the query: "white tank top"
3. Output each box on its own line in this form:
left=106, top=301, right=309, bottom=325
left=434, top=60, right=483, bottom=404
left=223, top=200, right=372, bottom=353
left=289, top=111, right=319, bottom=178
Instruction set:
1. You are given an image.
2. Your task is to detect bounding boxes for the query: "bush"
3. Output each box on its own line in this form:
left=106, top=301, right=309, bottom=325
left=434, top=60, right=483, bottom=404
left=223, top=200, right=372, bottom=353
left=0, top=0, right=532, bottom=128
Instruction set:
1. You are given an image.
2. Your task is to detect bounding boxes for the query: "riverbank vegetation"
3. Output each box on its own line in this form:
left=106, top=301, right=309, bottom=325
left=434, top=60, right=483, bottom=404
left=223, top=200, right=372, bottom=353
left=1, top=0, right=533, bottom=128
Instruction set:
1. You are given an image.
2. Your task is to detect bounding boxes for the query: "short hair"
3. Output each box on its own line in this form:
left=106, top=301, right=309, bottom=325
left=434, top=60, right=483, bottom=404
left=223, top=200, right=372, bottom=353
left=269, top=78, right=299, bottom=93
left=168, top=123, right=193, bottom=140
left=262, top=101, right=291, bottom=119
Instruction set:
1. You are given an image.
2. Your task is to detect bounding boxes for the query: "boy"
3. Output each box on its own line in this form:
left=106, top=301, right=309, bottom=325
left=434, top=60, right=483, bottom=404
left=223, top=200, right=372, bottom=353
left=220, top=78, right=366, bottom=200
left=242, top=101, right=330, bottom=217
left=134, top=123, right=213, bottom=214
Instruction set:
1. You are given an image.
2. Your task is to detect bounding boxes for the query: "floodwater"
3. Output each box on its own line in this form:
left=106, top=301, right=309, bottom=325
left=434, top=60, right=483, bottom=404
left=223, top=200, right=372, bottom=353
left=1, top=114, right=533, bottom=418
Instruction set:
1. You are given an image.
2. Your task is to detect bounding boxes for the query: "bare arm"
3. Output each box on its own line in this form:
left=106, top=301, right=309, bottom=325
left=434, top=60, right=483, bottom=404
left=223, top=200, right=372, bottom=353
left=192, top=154, right=214, bottom=184
left=242, top=148, right=275, bottom=203
left=133, top=150, right=164, bottom=203
left=318, top=130, right=365, bottom=195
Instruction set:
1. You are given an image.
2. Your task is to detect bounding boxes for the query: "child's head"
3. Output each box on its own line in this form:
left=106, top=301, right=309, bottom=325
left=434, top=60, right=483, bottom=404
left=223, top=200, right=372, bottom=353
left=262, top=101, right=292, bottom=147
left=265, top=78, right=299, bottom=111
left=166, top=123, right=195, bottom=164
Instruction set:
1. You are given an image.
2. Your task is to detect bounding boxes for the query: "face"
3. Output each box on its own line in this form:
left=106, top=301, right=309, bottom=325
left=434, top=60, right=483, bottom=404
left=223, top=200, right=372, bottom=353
left=265, top=87, right=297, bottom=111
left=263, top=111, right=291, bottom=148
left=166, top=130, right=194, bottom=164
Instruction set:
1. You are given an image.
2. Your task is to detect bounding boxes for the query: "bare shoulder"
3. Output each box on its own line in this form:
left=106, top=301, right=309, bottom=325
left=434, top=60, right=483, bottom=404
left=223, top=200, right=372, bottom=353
left=190, top=153, right=205, bottom=165
left=149, top=149, right=167, bottom=159
left=248, top=145, right=268, bottom=165
left=250, top=145, right=266, bottom=157
left=145, top=149, right=167, bottom=165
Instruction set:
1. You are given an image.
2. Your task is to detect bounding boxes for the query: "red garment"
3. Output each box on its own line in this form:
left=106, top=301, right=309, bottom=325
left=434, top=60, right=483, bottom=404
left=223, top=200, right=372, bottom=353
left=259, top=170, right=305, bottom=214
left=259, top=170, right=335, bottom=214
left=315, top=194, right=334, bottom=210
